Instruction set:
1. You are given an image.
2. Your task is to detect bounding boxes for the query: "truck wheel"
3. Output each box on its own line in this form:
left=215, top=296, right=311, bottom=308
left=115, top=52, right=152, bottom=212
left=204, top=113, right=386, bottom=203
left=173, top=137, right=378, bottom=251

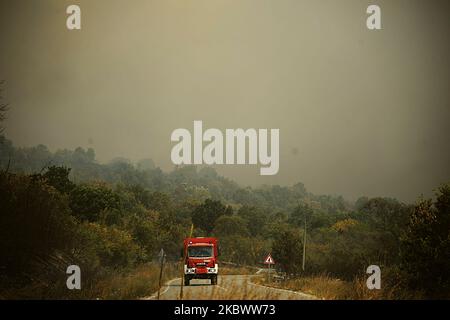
left=184, top=277, right=190, bottom=286
left=211, top=275, right=218, bottom=285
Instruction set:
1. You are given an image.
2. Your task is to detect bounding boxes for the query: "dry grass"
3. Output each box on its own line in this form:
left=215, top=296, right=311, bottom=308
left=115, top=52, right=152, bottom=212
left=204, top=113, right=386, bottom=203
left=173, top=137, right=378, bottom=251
left=0, top=263, right=180, bottom=300
left=220, top=266, right=254, bottom=275
left=93, top=263, right=179, bottom=299
left=252, top=273, right=417, bottom=300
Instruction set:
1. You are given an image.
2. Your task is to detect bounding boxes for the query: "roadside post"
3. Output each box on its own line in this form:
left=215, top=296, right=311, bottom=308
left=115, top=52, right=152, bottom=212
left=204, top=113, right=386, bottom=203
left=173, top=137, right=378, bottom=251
left=264, top=253, right=275, bottom=283
left=157, top=248, right=166, bottom=300
left=179, top=224, right=194, bottom=300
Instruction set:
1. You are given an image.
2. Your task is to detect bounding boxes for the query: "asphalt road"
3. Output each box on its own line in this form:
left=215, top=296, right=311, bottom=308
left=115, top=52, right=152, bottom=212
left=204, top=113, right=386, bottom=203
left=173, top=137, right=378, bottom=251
left=146, top=274, right=317, bottom=300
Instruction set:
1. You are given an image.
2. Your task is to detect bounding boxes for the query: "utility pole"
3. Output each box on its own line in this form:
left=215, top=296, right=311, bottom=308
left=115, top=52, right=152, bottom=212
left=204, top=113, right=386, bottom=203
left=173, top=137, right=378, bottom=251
left=296, top=200, right=308, bottom=272
left=302, top=207, right=307, bottom=272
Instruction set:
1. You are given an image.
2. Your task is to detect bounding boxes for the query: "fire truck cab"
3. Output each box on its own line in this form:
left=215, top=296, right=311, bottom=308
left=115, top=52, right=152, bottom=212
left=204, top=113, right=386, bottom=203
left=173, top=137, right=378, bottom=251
left=183, top=237, right=219, bottom=286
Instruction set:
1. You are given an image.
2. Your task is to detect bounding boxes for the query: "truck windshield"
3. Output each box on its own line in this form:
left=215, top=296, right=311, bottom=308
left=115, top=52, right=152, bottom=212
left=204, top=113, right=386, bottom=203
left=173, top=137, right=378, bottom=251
left=188, top=246, right=213, bottom=258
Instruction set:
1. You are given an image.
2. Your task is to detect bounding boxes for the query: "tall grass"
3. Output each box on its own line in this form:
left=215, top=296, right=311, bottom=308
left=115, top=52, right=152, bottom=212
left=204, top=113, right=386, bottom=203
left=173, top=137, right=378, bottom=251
left=220, top=266, right=255, bottom=275
left=0, top=262, right=179, bottom=300
left=93, top=263, right=179, bottom=299
left=252, top=272, right=424, bottom=300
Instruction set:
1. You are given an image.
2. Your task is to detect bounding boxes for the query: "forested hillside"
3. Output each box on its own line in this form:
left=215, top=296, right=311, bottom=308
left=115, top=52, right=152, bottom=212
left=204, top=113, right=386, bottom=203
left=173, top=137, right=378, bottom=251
left=0, top=136, right=449, bottom=299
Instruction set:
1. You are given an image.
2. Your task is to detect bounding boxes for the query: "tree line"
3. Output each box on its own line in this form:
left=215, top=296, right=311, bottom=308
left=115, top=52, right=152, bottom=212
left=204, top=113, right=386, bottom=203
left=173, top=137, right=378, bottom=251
left=0, top=136, right=449, bottom=299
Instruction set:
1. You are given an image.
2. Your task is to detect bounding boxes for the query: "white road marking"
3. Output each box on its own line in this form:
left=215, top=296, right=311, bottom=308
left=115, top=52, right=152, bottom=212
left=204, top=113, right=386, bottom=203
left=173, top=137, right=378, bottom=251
left=145, top=273, right=317, bottom=300
left=247, top=280, right=317, bottom=300
left=146, top=277, right=181, bottom=300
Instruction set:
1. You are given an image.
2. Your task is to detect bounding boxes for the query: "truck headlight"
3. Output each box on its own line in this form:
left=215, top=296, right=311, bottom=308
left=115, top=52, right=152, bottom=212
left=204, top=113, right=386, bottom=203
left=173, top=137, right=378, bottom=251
left=184, top=265, right=196, bottom=274
left=207, top=264, right=218, bottom=274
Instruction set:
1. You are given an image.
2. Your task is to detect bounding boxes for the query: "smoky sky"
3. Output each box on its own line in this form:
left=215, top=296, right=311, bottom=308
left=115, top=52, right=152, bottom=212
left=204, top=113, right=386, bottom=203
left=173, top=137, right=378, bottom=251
left=1, top=0, right=449, bottom=203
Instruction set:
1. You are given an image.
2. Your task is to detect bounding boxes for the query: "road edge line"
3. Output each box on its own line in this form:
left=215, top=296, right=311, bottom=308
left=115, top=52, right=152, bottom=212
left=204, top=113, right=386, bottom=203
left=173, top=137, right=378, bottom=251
left=247, top=278, right=319, bottom=300
left=144, top=277, right=181, bottom=300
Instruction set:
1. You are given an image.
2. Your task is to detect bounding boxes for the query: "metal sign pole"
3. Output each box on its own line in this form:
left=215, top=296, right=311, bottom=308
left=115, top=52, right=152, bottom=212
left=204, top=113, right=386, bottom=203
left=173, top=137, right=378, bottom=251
left=157, top=249, right=165, bottom=300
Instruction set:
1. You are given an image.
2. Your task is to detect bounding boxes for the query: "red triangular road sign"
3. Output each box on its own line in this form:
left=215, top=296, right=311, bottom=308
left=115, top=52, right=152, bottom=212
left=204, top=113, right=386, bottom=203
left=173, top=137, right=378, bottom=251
left=264, top=253, right=275, bottom=264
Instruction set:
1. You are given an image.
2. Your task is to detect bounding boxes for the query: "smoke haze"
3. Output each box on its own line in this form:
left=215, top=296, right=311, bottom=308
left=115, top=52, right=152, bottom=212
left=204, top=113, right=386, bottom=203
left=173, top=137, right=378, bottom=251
left=1, top=0, right=449, bottom=202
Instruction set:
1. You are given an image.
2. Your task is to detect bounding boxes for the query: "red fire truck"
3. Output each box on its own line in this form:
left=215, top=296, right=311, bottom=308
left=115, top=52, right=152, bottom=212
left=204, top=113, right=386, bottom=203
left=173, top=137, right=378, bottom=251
left=183, top=237, right=219, bottom=286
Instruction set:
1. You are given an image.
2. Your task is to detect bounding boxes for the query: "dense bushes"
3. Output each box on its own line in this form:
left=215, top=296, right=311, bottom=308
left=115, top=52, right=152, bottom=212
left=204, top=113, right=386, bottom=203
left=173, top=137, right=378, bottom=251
left=272, top=228, right=304, bottom=275
left=0, top=167, right=189, bottom=297
left=0, top=172, right=77, bottom=285
left=80, top=223, right=141, bottom=269
left=400, top=185, right=450, bottom=297
left=69, top=184, right=121, bottom=222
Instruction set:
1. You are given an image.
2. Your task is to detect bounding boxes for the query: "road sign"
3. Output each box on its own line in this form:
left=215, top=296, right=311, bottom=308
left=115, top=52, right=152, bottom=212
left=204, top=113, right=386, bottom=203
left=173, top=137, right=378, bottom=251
left=264, top=253, right=275, bottom=265
left=158, top=248, right=166, bottom=264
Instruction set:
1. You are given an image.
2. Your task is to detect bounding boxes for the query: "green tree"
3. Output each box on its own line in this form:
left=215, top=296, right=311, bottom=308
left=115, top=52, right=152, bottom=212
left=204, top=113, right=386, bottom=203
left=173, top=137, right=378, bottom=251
left=272, top=227, right=304, bottom=275
left=128, top=209, right=159, bottom=257
left=237, top=205, right=267, bottom=237
left=0, top=172, right=77, bottom=280
left=315, top=221, right=377, bottom=279
left=81, top=222, right=141, bottom=268
left=359, top=197, right=410, bottom=265
left=288, top=203, right=313, bottom=228
left=191, top=199, right=233, bottom=235
left=401, top=184, right=450, bottom=297
left=147, top=191, right=171, bottom=211
left=69, top=184, right=121, bottom=222
left=42, top=166, right=74, bottom=194
left=0, top=80, right=8, bottom=134
left=219, top=236, right=269, bottom=265
left=213, top=215, right=249, bottom=237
